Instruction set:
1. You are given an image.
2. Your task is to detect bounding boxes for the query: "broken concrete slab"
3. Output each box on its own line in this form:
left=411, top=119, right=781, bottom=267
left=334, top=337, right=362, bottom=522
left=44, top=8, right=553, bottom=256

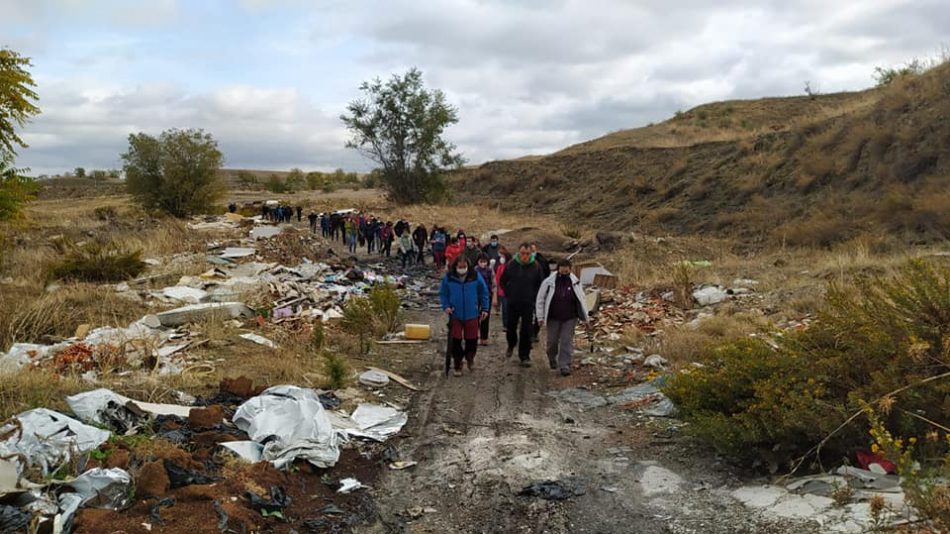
left=547, top=388, right=607, bottom=410
left=693, top=286, right=728, bottom=306
left=162, top=286, right=208, bottom=304
left=250, top=226, right=282, bottom=240
left=220, top=247, right=256, bottom=259
left=154, top=302, right=254, bottom=327
left=239, top=333, right=276, bottom=348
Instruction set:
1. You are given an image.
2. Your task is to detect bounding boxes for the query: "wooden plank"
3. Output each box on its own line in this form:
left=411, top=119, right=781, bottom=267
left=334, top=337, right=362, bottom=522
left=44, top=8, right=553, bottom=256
left=366, top=366, right=421, bottom=391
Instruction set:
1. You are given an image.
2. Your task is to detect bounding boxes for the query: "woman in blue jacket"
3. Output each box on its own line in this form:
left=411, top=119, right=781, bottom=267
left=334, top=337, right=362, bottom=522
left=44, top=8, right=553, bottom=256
left=440, top=257, right=490, bottom=376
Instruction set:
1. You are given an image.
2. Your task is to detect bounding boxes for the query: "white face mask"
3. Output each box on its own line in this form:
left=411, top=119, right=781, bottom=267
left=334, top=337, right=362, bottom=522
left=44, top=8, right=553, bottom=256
left=499, top=257, right=506, bottom=264
left=478, top=263, right=488, bottom=269
left=490, top=240, right=498, bottom=246
left=456, top=268, right=468, bottom=276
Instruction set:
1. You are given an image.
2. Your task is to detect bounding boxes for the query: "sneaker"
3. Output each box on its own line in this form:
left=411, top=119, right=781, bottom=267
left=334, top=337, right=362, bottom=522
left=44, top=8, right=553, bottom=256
left=466, top=359, right=475, bottom=371
left=519, top=360, right=532, bottom=368
left=453, top=370, right=463, bottom=377
left=479, top=340, right=488, bottom=346
left=560, top=368, right=572, bottom=376
left=548, top=359, right=557, bottom=370
left=505, top=348, right=514, bottom=358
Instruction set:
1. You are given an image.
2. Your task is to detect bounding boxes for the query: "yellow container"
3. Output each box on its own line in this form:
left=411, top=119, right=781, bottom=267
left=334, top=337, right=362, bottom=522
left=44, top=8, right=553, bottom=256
left=404, top=324, right=431, bottom=340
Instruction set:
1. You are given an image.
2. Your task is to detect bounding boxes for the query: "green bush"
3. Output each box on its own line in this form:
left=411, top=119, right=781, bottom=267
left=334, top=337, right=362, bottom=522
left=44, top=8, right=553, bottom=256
left=46, top=242, right=146, bottom=283
left=665, top=259, right=950, bottom=470
left=368, top=284, right=401, bottom=333
left=341, top=296, right=377, bottom=354
left=322, top=350, right=348, bottom=390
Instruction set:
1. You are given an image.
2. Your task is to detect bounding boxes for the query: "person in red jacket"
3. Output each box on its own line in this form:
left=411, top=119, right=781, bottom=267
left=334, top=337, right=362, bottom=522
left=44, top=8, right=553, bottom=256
left=444, top=236, right=463, bottom=267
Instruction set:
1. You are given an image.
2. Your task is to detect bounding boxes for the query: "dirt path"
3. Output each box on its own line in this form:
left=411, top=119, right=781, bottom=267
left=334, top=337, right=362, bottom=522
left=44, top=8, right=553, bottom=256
left=356, top=311, right=818, bottom=534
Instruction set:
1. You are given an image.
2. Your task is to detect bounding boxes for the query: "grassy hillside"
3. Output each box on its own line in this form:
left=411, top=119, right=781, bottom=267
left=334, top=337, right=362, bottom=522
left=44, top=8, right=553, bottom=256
left=456, top=63, right=950, bottom=247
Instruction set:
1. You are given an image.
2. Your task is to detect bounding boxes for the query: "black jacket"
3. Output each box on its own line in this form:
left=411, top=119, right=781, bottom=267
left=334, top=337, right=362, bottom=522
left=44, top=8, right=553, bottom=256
left=500, top=257, right=544, bottom=305
left=534, top=252, right=551, bottom=279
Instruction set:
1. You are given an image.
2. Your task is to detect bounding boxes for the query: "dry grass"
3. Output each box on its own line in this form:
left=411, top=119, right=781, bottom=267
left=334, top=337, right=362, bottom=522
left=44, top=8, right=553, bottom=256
left=0, top=368, right=87, bottom=420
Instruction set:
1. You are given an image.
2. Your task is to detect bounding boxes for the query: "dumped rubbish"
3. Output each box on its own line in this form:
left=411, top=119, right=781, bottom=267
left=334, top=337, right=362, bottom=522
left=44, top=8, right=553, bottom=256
left=336, top=477, right=365, bottom=494
left=250, top=226, right=283, bottom=240
left=66, top=389, right=193, bottom=431
left=347, top=405, right=408, bottom=441
left=404, top=324, right=431, bottom=340
left=247, top=486, right=291, bottom=517
left=359, top=370, right=390, bottom=388
left=164, top=459, right=218, bottom=488
left=365, top=367, right=420, bottom=391
left=0, top=504, right=31, bottom=532
left=606, top=378, right=677, bottom=417
left=239, top=333, right=277, bottom=348
left=219, top=247, right=256, bottom=259
left=643, top=354, right=668, bottom=369
left=693, top=285, right=728, bottom=306
left=154, top=302, right=255, bottom=327
left=220, top=441, right=264, bottom=463
left=66, top=467, right=132, bottom=510
left=518, top=477, right=587, bottom=500
left=161, top=286, right=208, bottom=304
left=233, top=385, right=342, bottom=469
left=389, top=461, right=417, bottom=470
left=579, top=265, right=616, bottom=289
left=149, top=497, right=175, bottom=526
left=0, top=408, right=111, bottom=478
left=547, top=388, right=607, bottom=411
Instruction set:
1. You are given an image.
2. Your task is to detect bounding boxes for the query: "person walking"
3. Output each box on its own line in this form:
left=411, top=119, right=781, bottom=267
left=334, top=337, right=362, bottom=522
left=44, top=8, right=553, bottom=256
left=482, top=234, right=502, bottom=263
left=494, top=250, right=511, bottom=332
left=307, top=211, right=318, bottom=233
left=445, top=236, right=463, bottom=266
left=439, top=257, right=490, bottom=376
left=474, top=253, right=496, bottom=345
left=412, top=224, right=428, bottom=265
left=381, top=221, right=395, bottom=257
left=296, top=206, right=303, bottom=222
left=500, top=243, right=545, bottom=367
left=345, top=216, right=358, bottom=254
left=398, top=232, right=417, bottom=269
left=367, top=217, right=380, bottom=254
left=430, top=226, right=447, bottom=269
left=536, top=258, right=590, bottom=376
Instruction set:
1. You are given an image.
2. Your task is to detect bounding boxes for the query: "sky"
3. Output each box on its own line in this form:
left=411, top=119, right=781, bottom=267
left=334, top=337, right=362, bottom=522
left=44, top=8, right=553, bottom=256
left=1, top=0, right=947, bottom=176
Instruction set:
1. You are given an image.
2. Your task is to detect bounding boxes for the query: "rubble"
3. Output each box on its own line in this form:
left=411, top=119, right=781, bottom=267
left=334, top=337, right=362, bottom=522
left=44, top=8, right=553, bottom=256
left=154, top=302, right=255, bottom=327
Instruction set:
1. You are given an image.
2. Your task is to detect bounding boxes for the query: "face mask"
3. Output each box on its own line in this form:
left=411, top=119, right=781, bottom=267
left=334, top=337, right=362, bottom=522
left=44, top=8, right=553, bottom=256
left=456, top=268, right=468, bottom=276
left=490, top=240, right=498, bottom=246
left=478, top=262, right=488, bottom=269
left=499, top=257, right=506, bottom=264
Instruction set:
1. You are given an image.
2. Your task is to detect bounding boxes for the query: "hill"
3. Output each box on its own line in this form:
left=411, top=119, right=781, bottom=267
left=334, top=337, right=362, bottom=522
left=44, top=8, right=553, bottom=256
left=455, top=63, right=950, bottom=247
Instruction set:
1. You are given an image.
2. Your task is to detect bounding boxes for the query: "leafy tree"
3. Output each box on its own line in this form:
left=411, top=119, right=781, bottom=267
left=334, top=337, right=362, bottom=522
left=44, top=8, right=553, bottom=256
left=286, top=167, right=305, bottom=191
left=236, top=170, right=258, bottom=189
left=341, top=68, right=464, bottom=203
left=0, top=152, right=38, bottom=220
left=305, top=171, right=325, bottom=190
left=89, top=169, right=108, bottom=181
left=74, top=167, right=86, bottom=178
left=0, top=48, right=40, bottom=157
left=265, top=174, right=287, bottom=193
left=121, top=128, right=224, bottom=217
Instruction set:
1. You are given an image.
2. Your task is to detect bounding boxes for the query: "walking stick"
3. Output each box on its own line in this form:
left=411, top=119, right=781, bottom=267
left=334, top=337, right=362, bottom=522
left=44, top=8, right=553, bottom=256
left=444, top=319, right=452, bottom=377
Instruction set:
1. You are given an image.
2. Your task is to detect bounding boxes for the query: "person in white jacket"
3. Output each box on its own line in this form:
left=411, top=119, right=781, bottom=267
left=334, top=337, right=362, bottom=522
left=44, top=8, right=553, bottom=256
left=535, top=258, right=590, bottom=376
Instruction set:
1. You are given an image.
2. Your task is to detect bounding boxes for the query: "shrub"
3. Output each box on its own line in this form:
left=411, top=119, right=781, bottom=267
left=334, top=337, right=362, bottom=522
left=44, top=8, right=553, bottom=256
left=341, top=296, right=377, bottom=354
left=122, top=129, right=224, bottom=217
left=322, top=351, right=348, bottom=390
left=0, top=153, right=38, bottom=221
left=46, top=241, right=146, bottom=283
left=368, top=284, right=401, bottom=334
left=665, top=259, right=950, bottom=470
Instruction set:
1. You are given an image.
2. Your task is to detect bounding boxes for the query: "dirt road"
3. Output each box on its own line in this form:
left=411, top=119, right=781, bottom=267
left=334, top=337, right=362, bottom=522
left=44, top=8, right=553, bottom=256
left=357, top=312, right=816, bottom=534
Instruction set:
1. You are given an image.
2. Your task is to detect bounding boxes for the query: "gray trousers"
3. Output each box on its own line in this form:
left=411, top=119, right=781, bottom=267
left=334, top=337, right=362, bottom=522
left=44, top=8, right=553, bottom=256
left=546, top=318, right=577, bottom=370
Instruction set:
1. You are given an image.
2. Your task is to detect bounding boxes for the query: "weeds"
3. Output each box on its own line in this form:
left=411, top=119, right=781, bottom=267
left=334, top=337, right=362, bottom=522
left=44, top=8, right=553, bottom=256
left=671, top=262, right=694, bottom=308
left=322, top=351, right=348, bottom=390
left=46, top=241, right=146, bottom=283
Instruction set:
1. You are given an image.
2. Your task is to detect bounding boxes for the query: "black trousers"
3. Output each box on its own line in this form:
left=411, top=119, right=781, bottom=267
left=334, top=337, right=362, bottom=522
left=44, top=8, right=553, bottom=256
left=506, top=300, right=534, bottom=360
left=480, top=311, right=490, bottom=340
left=451, top=338, right=478, bottom=369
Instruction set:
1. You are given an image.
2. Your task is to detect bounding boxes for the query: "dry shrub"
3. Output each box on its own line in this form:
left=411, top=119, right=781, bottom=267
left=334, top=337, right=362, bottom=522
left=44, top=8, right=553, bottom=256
left=776, top=213, right=857, bottom=248
left=0, top=368, right=86, bottom=420
left=46, top=241, right=146, bottom=283
left=648, top=314, right=763, bottom=365
left=0, top=284, right=146, bottom=348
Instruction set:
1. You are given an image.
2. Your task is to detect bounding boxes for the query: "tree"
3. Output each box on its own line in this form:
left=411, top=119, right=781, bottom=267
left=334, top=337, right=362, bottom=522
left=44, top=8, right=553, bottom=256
left=0, top=152, right=38, bottom=220
left=74, top=167, right=86, bottom=178
left=286, top=167, right=305, bottom=191
left=235, top=170, right=259, bottom=189
left=122, top=129, right=224, bottom=217
left=341, top=68, right=464, bottom=203
left=0, top=48, right=40, bottom=158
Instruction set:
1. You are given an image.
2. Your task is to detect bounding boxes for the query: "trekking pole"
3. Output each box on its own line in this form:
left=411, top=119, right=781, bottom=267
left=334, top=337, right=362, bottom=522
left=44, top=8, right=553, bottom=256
left=444, top=318, right=452, bottom=377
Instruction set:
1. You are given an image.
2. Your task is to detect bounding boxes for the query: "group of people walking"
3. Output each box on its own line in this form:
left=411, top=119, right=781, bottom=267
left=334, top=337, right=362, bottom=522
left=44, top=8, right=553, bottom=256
left=257, top=204, right=591, bottom=380
left=439, top=241, right=590, bottom=378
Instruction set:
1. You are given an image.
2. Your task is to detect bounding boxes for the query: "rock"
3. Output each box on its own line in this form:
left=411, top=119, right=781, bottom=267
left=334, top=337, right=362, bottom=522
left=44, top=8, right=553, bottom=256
left=136, top=460, right=170, bottom=498
left=188, top=405, right=225, bottom=428
left=638, top=464, right=683, bottom=497
left=74, top=324, right=92, bottom=339
left=140, top=315, right=162, bottom=329
left=693, top=286, right=728, bottom=306
left=594, top=232, right=626, bottom=251
left=547, top=388, right=607, bottom=410
left=644, top=354, right=668, bottom=369
left=562, top=239, right=579, bottom=251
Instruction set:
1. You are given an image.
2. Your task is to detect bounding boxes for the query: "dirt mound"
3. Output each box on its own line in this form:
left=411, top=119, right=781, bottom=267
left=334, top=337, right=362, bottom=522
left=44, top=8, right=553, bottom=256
left=454, top=63, right=950, bottom=246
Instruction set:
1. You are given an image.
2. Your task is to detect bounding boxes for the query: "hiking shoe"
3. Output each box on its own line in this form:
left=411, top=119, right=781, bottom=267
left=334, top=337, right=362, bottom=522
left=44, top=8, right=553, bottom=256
left=453, top=370, right=463, bottom=377
left=519, top=360, right=532, bottom=368
left=560, top=368, right=572, bottom=377
left=466, top=359, right=475, bottom=371
left=548, top=359, right=558, bottom=370
left=505, top=348, right=514, bottom=358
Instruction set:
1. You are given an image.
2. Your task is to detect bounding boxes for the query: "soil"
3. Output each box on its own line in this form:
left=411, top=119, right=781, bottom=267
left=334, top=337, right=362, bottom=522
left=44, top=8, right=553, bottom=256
left=351, top=310, right=822, bottom=534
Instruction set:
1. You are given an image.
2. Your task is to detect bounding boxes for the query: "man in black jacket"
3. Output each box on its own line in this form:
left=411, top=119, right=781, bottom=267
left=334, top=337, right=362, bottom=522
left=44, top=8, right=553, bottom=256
left=500, top=243, right=545, bottom=367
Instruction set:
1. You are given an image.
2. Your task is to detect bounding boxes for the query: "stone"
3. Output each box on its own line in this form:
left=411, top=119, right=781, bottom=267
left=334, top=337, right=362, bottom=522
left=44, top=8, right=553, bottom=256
left=638, top=464, right=683, bottom=497
left=547, top=388, right=607, bottom=410
left=644, top=354, right=668, bottom=369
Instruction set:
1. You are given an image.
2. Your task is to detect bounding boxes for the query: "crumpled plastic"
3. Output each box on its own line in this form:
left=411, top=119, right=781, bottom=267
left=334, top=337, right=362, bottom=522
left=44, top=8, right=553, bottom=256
left=66, top=389, right=193, bottom=431
left=349, top=405, right=408, bottom=441
left=0, top=408, right=111, bottom=479
left=233, top=385, right=344, bottom=469
left=358, top=370, right=390, bottom=388
left=65, top=467, right=132, bottom=510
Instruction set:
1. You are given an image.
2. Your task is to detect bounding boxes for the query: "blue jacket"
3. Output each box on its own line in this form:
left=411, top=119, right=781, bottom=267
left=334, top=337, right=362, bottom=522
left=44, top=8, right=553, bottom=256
left=440, top=270, right=490, bottom=321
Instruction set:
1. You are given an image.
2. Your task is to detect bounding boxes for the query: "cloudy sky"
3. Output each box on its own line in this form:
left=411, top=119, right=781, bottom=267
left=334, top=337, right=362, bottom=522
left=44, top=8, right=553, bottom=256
left=1, top=0, right=946, bottom=175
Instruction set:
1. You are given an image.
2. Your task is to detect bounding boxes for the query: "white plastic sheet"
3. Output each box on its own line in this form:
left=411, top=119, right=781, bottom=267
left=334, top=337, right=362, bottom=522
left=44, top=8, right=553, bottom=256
left=0, top=409, right=111, bottom=478
left=66, top=388, right=193, bottom=428
left=358, top=370, right=390, bottom=388
left=161, top=286, right=208, bottom=304
left=348, top=404, right=408, bottom=441
left=239, top=333, right=276, bottom=348
left=219, top=441, right=264, bottom=463
left=66, top=467, right=132, bottom=510
left=233, top=385, right=343, bottom=469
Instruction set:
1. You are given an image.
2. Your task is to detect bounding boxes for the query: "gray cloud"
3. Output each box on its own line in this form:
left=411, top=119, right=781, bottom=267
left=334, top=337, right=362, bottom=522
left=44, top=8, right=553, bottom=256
left=8, top=0, right=949, bottom=174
